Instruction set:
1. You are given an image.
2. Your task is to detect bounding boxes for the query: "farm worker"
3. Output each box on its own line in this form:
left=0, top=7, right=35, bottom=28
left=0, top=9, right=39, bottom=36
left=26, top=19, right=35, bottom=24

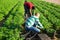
left=25, top=13, right=43, bottom=33
left=24, top=0, right=35, bottom=19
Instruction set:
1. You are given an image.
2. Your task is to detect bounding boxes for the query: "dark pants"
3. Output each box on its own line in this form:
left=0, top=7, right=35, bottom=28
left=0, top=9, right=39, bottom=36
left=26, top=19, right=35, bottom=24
left=24, top=5, right=31, bottom=18
left=25, top=26, right=40, bottom=33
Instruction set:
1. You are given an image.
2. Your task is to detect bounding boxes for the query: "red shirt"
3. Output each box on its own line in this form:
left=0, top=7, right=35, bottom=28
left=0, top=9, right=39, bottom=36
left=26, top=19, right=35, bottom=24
left=24, top=2, right=34, bottom=9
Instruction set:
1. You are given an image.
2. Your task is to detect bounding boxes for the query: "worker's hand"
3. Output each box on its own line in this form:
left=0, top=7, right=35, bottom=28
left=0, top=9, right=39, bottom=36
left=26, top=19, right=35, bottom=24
left=37, top=26, right=43, bottom=31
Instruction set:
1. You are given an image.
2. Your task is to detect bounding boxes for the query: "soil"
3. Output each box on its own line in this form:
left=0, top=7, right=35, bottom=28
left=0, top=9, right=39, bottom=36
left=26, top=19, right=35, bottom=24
left=45, top=0, right=60, bottom=5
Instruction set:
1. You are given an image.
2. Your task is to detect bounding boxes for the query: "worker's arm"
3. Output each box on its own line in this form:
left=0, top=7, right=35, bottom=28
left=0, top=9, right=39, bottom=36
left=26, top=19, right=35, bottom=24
left=30, top=9, right=32, bottom=16
left=36, top=19, right=43, bottom=29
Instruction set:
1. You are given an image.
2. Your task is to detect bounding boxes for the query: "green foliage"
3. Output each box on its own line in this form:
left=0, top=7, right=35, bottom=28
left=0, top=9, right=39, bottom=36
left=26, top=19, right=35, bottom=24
left=0, top=0, right=60, bottom=40
left=0, top=27, right=21, bottom=40
left=0, top=0, right=18, bottom=21
left=0, top=0, right=24, bottom=40
left=46, top=29, right=55, bottom=34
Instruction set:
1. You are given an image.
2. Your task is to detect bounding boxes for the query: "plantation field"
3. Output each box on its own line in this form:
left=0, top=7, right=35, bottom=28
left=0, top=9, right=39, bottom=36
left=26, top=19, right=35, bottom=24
left=0, top=0, right=60, bottom=40
left=29, top=0, right=60, bottom=30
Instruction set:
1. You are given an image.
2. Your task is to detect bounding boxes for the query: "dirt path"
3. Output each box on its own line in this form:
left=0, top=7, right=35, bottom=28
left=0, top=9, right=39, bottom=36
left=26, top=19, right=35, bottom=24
left=45, top=0, right=60, bottom=5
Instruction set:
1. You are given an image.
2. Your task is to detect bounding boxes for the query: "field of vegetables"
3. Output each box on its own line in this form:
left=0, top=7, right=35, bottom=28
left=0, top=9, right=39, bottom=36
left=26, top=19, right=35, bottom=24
left=0, top=0, right=60, bottom=40
left=0, top=0, right=24, bottom=40
left=29, top=0, right=60, bottom=34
